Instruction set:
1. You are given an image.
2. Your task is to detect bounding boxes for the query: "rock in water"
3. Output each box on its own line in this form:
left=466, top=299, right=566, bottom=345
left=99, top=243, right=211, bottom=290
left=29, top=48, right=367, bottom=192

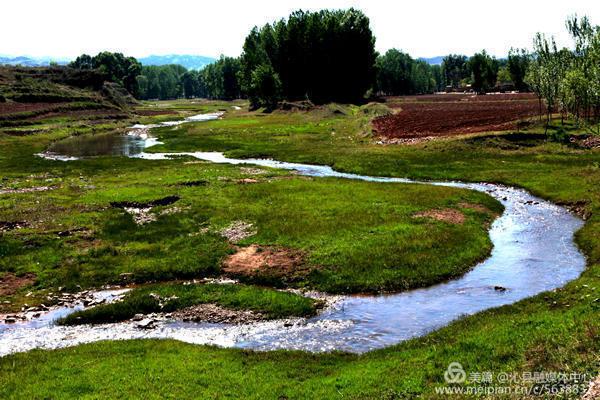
left=136, top=318, right=156, bottom=329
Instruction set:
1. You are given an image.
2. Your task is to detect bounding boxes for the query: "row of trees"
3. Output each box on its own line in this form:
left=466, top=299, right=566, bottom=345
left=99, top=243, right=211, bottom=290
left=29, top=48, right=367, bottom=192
left=68, top=47, right=531, bottom=107
left=135, top=57, right=241, bottom=101
left=527, top=16, right=600, bottom=129
left=137, top=64, right=186, bottom=100
left=375, top=49, right=531, bottom=96
left=375, top=49, right=443, bottom=95
left=68, top=9, right=555, bottom=107
left=439, top=50, right=530, bottom=94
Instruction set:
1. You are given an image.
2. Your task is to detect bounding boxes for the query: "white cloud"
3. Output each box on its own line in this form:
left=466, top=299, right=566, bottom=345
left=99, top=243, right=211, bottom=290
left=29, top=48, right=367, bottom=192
left=2, top=0, right=599, bottom=59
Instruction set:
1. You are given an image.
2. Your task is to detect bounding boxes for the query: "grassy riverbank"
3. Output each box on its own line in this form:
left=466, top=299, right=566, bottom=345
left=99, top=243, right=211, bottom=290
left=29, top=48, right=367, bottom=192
left=59, top=282, right=319, bottom=325
left=0, top=102, right=501, bottom=303
left=1, top=100, right=599, bottom=398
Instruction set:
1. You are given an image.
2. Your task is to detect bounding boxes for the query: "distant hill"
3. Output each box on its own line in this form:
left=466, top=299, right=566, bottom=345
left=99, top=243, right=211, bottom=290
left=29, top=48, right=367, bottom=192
left=1, top=54, right=216, bottom=70
left=138, top=55, right=216, bottom=70
left=0, top=65, right=136, bottom=128
left=418, top=56, right=444, bottom=65
left=0, top=55, right=69, bottom=67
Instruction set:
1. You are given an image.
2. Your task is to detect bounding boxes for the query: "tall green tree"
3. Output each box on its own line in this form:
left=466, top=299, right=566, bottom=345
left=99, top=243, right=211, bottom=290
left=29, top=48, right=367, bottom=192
left=375, top=49, right=414, bottom=95
left=565, top=15, right=600, bottom=127
left=240, top=8, right=377, bottom=108
left=181, top=71, right=199, bottom=99
left=507, top=48, right=530, bottom=91
left=469, top=51, right=499, bottom=93
left=199, top=56, right=241, bottom=100
left=441, top=54, right=470, bottom=88
left=527, top=34, right=562, bottom=125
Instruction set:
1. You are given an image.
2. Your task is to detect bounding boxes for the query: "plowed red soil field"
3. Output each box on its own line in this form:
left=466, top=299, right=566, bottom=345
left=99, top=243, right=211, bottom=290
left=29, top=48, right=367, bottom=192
left=373, top=93, right=542, bottom=138
left=0, top=102, right=67, bottom=116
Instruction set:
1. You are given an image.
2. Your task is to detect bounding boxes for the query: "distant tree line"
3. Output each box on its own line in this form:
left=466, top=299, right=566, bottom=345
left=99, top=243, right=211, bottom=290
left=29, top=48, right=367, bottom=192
left=69, top=52, right=141, bottom=97
left=374, top=50, right=530, bottom=96
left=437, top=51, right=530, bottom=94
left=375, top=49, right=443, bottom=95
left=136, top=64, right=186, bottom=100
left=135, top=57, right=241, bottom=100
left=69, top=8, right=544, bottom=107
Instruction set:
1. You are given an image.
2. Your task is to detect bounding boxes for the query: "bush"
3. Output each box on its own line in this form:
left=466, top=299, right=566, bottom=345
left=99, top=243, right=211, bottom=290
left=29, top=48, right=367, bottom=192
left=548, top=126, right=570, bottom=143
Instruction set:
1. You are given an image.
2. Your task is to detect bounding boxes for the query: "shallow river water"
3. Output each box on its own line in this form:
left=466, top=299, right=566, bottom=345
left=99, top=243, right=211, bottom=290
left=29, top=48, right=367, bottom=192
left=0, top=113, right=585, bottom=355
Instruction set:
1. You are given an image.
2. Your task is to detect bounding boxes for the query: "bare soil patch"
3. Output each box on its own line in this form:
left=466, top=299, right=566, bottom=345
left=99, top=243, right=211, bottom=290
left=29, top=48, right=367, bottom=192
left=0, top=185, right=56, bottom=195
left=373, top=93, right=541, bottom=139
left=240, top=167, right=268, bottom=175
left=172, top=303, right=265, bottom=324
left=219, top=221, right=256, bottom=242
left=571, top=134, right=600, bottom=149
left=29, top=109, right=128, bottom=121
left=0, top=102, right=68, bottom=116
left=583, top=376, right=600, bottom=400
left=237, top=178, right=259, bottom=184
left=110, top=196, right=181, bottom=225
left=0, top=273, right=36, bottom=297
left=459, top=202, right=491, bottom=213
left=414, top=208, right=466, bottom=224
left=223, top=245, right=307, bottom=278
left=557, top=200, right=592, bottom=220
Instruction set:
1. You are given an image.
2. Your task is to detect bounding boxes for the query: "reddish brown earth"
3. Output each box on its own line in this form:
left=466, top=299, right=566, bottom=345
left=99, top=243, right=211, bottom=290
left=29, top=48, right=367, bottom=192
left=0, top=102, right=124, bottom=123
left=223, top=245, right=307, bottom=278
left=0, top=102, right=69, bottom=116
left=458, top=202, right=491, bottom=214
left=29, top=109, right=128, bottom=121
left=582, top=376, right=600, bottom=400
left=0, top=273, right=36, bottom=297
left=414, top=209, right=466, bottom=224
left=373, top=93, right=542, bottom=139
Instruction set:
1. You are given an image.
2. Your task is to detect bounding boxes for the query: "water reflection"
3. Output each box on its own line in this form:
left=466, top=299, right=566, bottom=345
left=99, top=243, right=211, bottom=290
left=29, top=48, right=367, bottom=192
left=48, top=132, right=151, bottom=157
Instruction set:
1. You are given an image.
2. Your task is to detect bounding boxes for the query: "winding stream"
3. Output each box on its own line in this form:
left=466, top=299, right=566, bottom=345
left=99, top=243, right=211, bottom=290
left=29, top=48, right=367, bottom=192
left=0, top=113, right=585, bottom=355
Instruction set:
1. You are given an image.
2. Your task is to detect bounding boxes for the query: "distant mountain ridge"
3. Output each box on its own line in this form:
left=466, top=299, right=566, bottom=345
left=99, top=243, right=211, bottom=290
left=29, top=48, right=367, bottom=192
left=0, top=55, right=69, bottom=67
left=418, top=56, right=444, bottom=65
left=138, top=55, right=216, bottom=70
left=0, top=54, right=217, bottom=70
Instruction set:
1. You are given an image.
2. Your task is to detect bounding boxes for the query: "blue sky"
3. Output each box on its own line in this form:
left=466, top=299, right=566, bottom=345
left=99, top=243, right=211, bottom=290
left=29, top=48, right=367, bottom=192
left=3, top=0, right=600, bottom=59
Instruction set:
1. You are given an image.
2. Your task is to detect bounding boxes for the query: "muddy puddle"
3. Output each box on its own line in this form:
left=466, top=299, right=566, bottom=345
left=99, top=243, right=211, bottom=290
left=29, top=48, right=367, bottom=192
left=40, top=112, right=223, bottom=160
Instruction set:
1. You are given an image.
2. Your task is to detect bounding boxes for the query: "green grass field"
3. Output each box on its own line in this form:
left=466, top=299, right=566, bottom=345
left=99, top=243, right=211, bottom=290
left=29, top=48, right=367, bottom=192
left=1, top=100, right=599, bottom=398
left=0, top=104, right=500, bottom=299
